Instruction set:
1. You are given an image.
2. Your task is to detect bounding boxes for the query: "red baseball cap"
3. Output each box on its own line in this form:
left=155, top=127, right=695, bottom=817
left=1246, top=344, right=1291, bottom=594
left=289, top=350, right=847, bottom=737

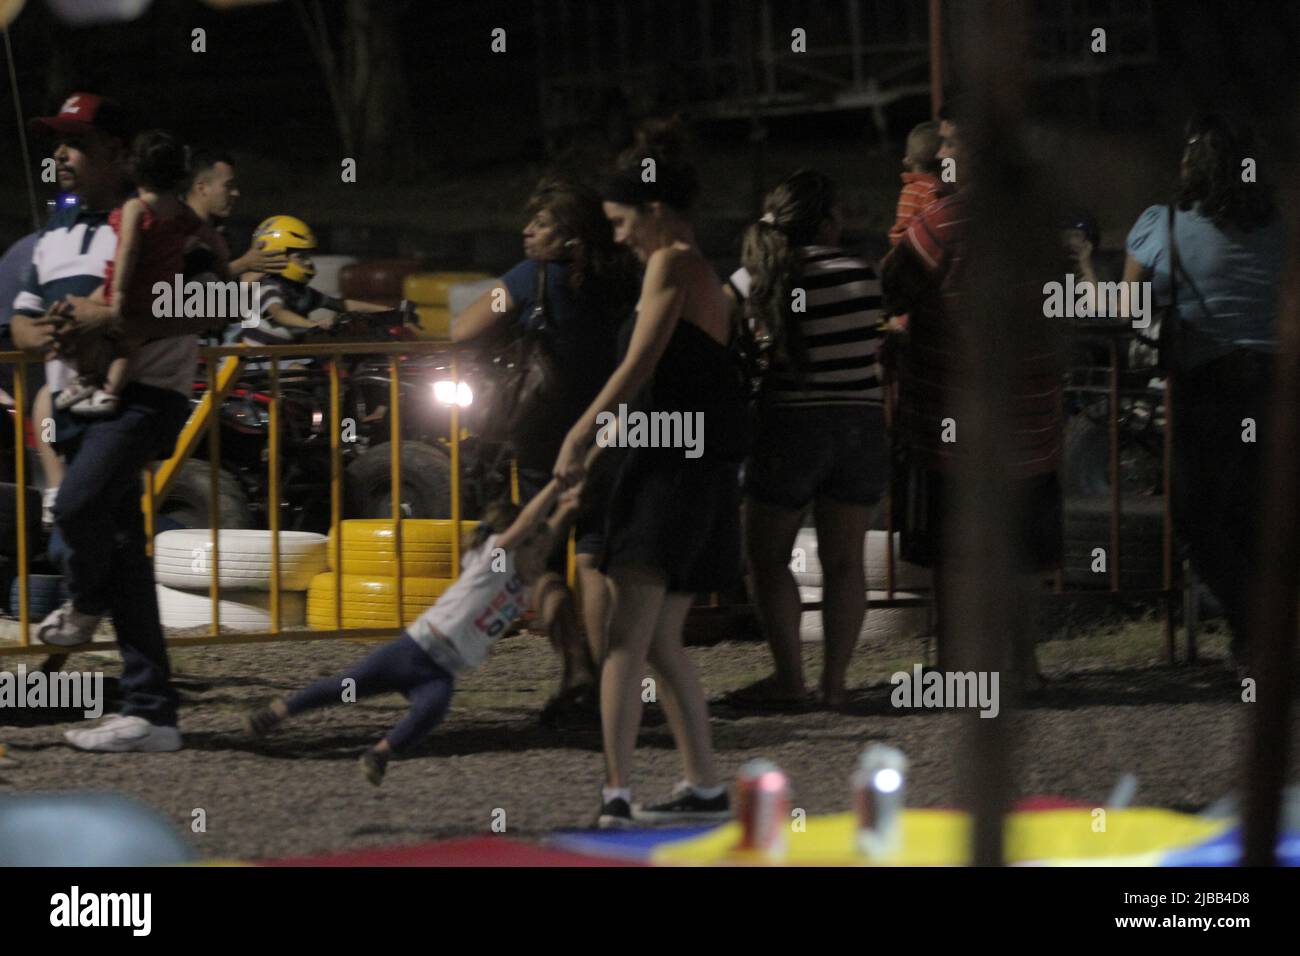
left=29, top=92, right=130, bottom=141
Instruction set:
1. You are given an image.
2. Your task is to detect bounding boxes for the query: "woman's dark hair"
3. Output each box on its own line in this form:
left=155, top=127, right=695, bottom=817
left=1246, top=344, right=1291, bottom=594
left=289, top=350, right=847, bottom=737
left=1176, top=114, right=1275, bottom=232
left=603, top=115, right=699, bottom=212
left=526, top=176, right=638, bottom=309
left=128, top=129, right=188, bottom=192
left=740, top=169, right=838, bottom=377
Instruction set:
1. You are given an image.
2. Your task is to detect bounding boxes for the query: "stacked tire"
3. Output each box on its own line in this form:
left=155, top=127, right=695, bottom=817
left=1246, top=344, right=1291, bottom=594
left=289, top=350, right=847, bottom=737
left=307, top=519, right=477, bottom=629
left=152, top=529, right=328, bottom=631
left=402, top=271, right=492, bottom=340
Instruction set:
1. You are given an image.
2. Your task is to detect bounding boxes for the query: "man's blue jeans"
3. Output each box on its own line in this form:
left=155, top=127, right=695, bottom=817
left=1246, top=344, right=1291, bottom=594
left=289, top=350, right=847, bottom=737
left=53, top=382, right=192, bottom=727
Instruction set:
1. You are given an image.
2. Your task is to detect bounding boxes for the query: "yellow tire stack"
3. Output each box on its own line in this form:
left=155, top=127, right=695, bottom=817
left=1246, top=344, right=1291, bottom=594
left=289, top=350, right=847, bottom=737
left=307, top=519, right=478, bottom=629
left=402, top=271, right=492, bottom=340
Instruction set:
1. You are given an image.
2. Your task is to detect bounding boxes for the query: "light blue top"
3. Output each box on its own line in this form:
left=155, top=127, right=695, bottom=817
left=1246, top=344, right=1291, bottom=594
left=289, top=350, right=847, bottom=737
left=1126, top=203, right=1286, bottom=367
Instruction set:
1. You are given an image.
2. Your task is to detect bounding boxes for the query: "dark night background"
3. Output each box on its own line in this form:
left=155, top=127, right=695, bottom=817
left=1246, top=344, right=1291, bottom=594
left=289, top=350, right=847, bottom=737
left=2, top=0, right=1298, bottom=272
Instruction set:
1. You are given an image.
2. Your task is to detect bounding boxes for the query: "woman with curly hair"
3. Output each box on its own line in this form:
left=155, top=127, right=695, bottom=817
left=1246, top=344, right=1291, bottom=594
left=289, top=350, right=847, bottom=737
left=1122, top=114, right=1287, bottom=669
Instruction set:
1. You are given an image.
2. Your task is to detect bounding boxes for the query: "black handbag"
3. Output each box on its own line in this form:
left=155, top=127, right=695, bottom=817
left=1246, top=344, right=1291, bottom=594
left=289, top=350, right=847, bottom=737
left=477, top=264, right=564, bottom=452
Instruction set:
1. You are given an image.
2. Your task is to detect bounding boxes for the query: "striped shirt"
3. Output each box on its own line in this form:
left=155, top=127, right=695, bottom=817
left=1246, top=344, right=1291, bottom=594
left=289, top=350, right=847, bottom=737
left=9, top=204, right=197, bottom=396
left=232, top=275, right=338, bottom=345
left=888, top=172, right=944, bottom=247
left=730, top=245, right=884, bottom=407
left=889, top=189, right=1060, bottom=479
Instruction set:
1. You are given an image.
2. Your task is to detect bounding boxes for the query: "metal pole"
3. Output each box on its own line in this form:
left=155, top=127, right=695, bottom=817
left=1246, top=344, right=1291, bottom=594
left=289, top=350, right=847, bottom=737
left=207, top=360, right=222, bottom=636
left=1242, top=191, right=1300, bottom=866
left=389, top=356, right=404, bottom=626
left=269, top=362, right=282, bottom=633
left=928, top=0, right=943, bottom=118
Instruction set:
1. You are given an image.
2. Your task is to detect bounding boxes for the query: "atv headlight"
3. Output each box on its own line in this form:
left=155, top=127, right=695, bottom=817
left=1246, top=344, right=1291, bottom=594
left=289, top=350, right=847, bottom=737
left=433, top=380, right=472, bottom=407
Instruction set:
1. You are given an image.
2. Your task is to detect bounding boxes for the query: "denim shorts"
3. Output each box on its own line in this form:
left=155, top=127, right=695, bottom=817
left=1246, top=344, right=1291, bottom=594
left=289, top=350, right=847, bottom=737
left=744, top=404, right=889, bottom=510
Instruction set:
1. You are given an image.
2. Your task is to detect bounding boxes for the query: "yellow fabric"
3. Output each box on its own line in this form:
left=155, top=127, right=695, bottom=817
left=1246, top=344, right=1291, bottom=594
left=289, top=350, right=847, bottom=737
left=651, top=808, right=1231, bottom=867
left=403, top=272, right=493, bottom=307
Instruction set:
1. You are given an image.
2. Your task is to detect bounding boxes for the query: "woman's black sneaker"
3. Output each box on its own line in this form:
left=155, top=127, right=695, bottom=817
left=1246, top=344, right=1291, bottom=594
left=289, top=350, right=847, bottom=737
left=596, top=796, right=634, bottom=829
left=634, top=784, right=730, bottom=825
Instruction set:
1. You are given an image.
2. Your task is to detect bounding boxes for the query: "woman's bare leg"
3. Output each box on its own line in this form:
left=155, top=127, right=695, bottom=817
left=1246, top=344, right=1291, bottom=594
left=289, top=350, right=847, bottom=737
left=646, top=591, right=718, bottom=787
left=600, top=564, right=666, bottom=788
left=743, top=497, right=806, bottom=695
left=813, top=496, right=872, bottom=705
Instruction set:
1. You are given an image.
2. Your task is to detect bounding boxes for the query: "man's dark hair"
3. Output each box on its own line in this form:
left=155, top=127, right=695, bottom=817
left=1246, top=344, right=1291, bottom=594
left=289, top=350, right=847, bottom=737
left=184, top=148, right=234, bottom=192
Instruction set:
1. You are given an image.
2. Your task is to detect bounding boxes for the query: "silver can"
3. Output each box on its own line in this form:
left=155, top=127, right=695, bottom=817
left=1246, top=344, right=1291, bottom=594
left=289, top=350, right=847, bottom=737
left=853, top=744, right=908, bottom=860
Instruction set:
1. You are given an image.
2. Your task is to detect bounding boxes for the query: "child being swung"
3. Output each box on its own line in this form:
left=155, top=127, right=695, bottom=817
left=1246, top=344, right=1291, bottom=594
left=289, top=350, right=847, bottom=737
left=243, top=477, right=585, bottom=785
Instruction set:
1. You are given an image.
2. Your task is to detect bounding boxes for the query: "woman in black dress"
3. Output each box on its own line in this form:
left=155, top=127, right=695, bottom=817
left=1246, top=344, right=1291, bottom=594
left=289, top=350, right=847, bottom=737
left=552, top=119, right=746, bottom=828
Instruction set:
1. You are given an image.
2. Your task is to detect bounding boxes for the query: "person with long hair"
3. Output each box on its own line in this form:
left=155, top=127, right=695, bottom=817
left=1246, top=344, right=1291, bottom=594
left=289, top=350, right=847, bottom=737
left=552, top=118, right=745, bottom=827
left=723, top=169, right=887, bottom=710
left=1122, top=114, right=1286, bottom=670
left=454, top=177, right=639, bottom=723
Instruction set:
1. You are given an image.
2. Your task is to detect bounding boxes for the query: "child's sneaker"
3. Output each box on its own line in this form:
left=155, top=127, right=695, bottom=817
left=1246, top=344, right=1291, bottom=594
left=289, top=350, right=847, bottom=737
left=633, top=782, right=730, bottom=825
left=53, top=383, right=95, bottom=412
left=68, top=389, right=120, bottom=419
left=360, top=747, right=388, bottom=786
left=242, top=701, right=285, bottom=738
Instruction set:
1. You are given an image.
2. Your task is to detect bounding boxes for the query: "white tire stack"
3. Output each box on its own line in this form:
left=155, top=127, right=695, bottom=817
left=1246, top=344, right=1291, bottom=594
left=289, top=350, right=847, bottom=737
left=153, top=529, right=328, bottom=631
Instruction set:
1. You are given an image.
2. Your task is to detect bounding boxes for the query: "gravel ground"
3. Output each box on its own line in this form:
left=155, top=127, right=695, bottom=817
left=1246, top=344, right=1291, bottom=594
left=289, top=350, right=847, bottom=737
left=1, top=621, right=1296, bottom=862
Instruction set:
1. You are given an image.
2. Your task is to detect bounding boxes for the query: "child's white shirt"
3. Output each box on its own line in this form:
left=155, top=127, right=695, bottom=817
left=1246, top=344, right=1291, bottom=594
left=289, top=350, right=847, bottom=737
left=406, top=534, right=527, bottom=674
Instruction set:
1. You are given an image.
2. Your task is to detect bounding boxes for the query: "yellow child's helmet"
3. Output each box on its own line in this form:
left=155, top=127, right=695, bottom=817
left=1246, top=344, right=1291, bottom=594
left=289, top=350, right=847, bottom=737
left=252, top=215, right=317, bottom=283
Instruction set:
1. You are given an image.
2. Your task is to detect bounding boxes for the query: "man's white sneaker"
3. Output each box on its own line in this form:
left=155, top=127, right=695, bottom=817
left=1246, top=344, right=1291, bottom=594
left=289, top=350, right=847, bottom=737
left=36, top=601, right=102, bottom=648
left=64, top=715, right=182, bottom=753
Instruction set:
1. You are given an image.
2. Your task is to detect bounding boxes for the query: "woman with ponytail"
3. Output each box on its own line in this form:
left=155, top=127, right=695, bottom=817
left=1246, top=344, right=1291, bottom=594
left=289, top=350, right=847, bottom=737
left=726, top=169, right=888, bottom=711
left=552, top=118, right=745, bottom=828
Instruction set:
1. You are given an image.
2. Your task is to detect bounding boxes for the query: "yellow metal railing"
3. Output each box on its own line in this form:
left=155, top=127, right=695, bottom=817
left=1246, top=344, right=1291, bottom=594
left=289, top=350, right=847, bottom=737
left=0, top=340, right=472, bottom=655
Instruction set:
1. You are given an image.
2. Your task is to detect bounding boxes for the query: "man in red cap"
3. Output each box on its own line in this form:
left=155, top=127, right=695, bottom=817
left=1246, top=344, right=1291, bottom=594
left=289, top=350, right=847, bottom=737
left=9, top=93, right=226, bottom=752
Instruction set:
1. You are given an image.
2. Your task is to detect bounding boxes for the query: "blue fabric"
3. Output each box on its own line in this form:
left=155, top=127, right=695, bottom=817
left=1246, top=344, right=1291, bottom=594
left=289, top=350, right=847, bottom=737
left=285, top=632, right=455, bottom=753
left=1160, top=826, right=1300, bottom=867
left=549, top=825, right=714, bottom=861
left=0, top=232, right=38, bottom=330
left=499, top=259, right=624, bottom=453
left=1125, top=203, right=1287, bottom=366
left=9, top=204, right=115, bottom=317
left=52, top=383, right=193, bottom=726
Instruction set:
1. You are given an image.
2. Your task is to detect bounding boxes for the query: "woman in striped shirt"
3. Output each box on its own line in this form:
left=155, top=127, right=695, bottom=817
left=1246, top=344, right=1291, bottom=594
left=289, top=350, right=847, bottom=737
left=727, top=169, right=887, bottom=710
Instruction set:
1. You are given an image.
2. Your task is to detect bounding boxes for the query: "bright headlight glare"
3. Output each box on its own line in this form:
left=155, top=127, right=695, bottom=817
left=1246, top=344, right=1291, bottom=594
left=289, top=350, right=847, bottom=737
left=434, top=380, right=473, bottom=407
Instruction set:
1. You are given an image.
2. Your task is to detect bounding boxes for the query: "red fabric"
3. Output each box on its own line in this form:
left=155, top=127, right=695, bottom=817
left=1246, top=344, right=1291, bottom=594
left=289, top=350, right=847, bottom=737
left=104, top=199, right=203, bottom=313
left=260, top=836, right=642, bottom=867
left=889, top=189, right=1061, bottom=479
left=888, top=172, right=945, bottom=247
